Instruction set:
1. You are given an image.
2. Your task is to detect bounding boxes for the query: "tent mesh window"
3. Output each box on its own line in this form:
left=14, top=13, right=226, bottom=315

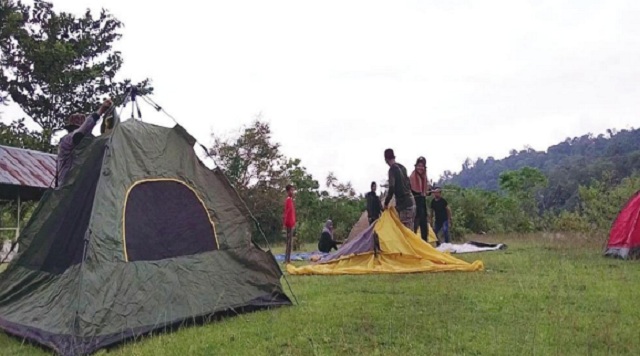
left=124, top=180, right=217, bottom=261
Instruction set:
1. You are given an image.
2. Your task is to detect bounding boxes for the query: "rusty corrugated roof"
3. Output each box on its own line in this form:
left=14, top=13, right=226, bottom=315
left=0, top=145, right=56, bottom=189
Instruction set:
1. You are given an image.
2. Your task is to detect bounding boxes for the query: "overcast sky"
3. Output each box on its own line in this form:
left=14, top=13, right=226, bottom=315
left=3, top=0, right=640, bottom=194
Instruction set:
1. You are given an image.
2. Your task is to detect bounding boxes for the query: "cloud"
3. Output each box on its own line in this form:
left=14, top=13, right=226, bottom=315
left=2, top=0, right=639, bottom=194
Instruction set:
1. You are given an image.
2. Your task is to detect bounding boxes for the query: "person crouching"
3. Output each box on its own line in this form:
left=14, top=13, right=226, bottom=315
left=318, top=220, right=339, bottom=253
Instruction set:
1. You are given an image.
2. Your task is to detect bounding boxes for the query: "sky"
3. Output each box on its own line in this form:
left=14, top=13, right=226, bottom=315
left=2, top=0, right=640, bottom=194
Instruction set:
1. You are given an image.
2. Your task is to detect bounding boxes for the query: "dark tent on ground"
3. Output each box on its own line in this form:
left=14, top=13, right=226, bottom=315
left=605, top=191, right=640, bottom=259
left=0, top=120, right=291, bottom=355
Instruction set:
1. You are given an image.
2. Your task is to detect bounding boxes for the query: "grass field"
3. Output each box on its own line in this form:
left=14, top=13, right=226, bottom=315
left=1, top=232, right=639, bottom=355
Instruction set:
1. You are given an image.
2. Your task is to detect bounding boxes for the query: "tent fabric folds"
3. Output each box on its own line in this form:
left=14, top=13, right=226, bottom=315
left=286, top=208, right=484, bottom=275
left=0, top=120, right=291, bottom=356
left=346, top=211, right=438, bottom=245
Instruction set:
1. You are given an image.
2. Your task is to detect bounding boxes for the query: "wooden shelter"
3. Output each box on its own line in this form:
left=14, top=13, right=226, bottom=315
left=0, top=145, right=56, bottom=241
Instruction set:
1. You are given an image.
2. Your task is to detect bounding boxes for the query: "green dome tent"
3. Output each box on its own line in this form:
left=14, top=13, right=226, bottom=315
left=0, top=119, right=291, bottom=355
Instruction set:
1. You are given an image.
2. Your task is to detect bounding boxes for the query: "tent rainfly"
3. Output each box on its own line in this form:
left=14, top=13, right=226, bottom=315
left=0, top=120, right=291, bottom=355
left=605, top=191, right=640, bottom=259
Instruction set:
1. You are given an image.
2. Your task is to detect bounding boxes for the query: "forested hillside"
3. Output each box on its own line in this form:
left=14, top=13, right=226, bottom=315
left=441, top=128, right=640, bottom=212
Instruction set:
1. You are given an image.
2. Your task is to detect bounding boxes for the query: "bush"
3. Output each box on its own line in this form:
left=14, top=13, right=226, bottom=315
left=549, top=211, right=591, bottom=232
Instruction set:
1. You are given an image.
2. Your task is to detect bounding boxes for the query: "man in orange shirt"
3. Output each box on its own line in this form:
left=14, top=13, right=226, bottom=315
left=283, top=184, right=296, bottom=264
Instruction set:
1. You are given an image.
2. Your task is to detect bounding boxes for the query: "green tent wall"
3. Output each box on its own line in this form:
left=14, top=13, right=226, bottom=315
left=0, top=120, right=291, bottom=355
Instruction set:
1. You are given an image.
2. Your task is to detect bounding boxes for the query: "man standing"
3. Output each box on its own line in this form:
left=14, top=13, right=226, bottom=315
left=283, top=184, right=296, bottom=264
left=365, top=181, right=383, bottom=225
left=56, top=98, right=113, bottom=187
left=410, top=156, right=430, bottom=242
left=430, top=187, right=452, bottom=244
left=383, top=149, right=415, bottom=230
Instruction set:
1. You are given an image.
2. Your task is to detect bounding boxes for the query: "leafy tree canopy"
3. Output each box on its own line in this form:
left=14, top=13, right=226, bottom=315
left=0, top=0, right=152, bottom=152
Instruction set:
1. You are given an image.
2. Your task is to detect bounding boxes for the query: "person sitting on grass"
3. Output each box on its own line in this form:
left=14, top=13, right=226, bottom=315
left=318, top=220, right=340, bottom=253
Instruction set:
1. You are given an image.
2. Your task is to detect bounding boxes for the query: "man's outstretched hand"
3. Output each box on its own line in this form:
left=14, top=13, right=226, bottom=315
left=98, top=98, right=113, bottom=115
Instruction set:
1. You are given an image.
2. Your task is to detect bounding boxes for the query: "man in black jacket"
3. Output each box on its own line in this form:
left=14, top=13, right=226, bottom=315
left=365, top=181, right=383, bottom=225
left=383, top=148, right=416, bottom=229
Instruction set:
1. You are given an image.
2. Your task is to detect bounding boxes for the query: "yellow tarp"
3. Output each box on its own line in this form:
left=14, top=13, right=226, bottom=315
left=286, top=209, right=484, bottom=275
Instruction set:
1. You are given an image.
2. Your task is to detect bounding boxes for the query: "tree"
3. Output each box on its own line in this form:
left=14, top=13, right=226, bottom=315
left=325, top=171, right=356, bottom=198
left=0, top=117, right=49, bottom=150
left=211, top=119, right=363, bottom=244
left=462, top=157, right=474, bottom=171
left=210, top=120, right=287, bottom=241
left=439, top=170, right=454, bottom=182
left=499, top=167, right=548, bottom=229
left=211, top=119, right=285, bottom=190
left=325, top=172, right=337, bottom=190
left=499, top=167, right=548, bottom=197
left=0, top=0, right=151, bottom=152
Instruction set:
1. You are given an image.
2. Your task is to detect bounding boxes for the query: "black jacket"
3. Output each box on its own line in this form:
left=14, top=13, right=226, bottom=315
left=318, top=232, right=338, bottom=253
left=366, top=191, right=382, bottom=220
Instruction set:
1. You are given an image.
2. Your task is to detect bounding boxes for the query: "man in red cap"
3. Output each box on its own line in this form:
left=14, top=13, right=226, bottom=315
left=56, top=98, right=113, bottom=187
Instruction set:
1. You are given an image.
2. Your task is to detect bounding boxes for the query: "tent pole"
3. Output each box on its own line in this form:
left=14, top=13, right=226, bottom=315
left=16, top=194, right=20, bottom=240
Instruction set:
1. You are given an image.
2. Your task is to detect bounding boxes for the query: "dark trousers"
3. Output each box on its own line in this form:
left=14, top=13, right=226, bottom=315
left=413, top=195, right=428, bottom=242
left=284, top=227, right=294, bottom=263
left=318, top=240, right=338, bottom=253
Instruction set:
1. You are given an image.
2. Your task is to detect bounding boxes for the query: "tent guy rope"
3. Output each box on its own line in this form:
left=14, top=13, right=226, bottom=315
left=133, top=92, right=300, bottom=305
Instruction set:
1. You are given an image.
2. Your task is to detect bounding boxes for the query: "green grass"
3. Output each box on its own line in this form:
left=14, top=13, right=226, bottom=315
left=1, top=233, right=638, bottom=355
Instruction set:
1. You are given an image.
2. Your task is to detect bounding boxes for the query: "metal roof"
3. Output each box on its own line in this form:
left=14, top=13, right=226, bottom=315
left=0, top=145, right=56, bottom=190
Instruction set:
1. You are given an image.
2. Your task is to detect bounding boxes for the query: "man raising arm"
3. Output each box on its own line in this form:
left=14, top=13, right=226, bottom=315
left=56, top=98, right=113, bottom=187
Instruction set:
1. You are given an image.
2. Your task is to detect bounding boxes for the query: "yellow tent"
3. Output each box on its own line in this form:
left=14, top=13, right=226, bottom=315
left=347, top=211, right=438, bottom=245
left=286, top=208, right=484, bottom=275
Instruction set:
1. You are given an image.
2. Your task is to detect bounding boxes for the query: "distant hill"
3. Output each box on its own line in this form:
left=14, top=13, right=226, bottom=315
left=440, top=127, right=640, bottom=211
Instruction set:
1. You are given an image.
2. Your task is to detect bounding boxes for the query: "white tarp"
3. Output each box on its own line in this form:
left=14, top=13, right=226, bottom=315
left=1, top=240, right=18, bottom=263
left=436, top=241, right=506, bottom=254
